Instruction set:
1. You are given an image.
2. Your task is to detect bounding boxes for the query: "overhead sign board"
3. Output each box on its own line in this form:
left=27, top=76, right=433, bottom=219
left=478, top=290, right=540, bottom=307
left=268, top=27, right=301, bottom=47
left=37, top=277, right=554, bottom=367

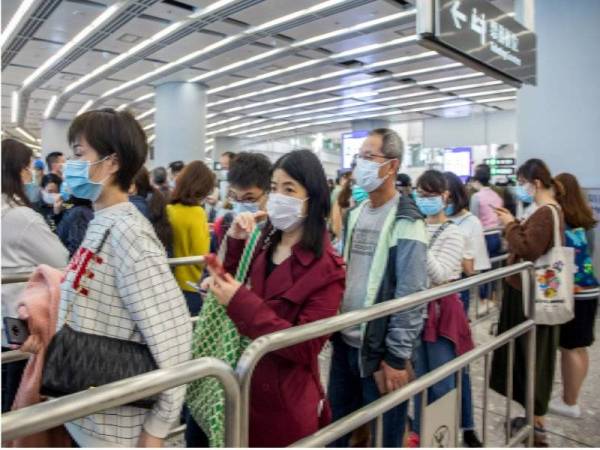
left=341, top=130, right=368, bottom=169
left=417, top=0, right=536, bottom=85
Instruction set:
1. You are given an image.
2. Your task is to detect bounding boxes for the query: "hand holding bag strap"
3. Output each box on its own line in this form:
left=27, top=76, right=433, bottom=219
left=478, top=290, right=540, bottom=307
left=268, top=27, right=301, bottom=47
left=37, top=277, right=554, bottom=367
left=233, top=227, right=262, bottom=283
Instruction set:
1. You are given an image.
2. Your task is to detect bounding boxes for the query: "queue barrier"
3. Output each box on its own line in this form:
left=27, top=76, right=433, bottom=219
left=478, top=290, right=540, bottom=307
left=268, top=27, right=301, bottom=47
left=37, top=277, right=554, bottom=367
left=235, top=261, right=536, bottom=447
left=1, top=357, right=241, bottom=446
left=2, top=258, right=535, bottom=447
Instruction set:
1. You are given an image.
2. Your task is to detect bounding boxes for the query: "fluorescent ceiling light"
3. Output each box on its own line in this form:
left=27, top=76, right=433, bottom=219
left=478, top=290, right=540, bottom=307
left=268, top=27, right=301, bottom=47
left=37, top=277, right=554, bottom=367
left=206, top=35, right=419, bottom=95
left=136, top=108, right=156, bottom=121
left=11, top=91, right=19, bottom=123
left=206, top=116, right=244, bottom=129
left=117, top=92, right=155, bottom=111
left=143, top=123, right=156, bottom=131
left=15, top=127, right=36, bottom=142
left=44, top=96, right=58, bottom=119
left=206, top=119, right=270, bottom=136
left=147, top=134, right=156, bottom=143
left=23, top=2, right=122, bottom=88
left=77, top=100, right=93, bottom=116
left=189, top=10, right=416, bottom=84
left=0, top=0, right=37, bottom=49
left=207, top=50, right=437, bottom=108
left=244, top=0, right=346, bottom=34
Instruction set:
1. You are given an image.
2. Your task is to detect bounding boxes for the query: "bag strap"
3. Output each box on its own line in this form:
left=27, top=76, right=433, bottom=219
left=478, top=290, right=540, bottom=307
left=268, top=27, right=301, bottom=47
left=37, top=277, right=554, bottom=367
left=428, top=221, right=452, bottom=249
left=233, top=227, right=262, bottom=282
left=545, top=204, right=562, bottom=250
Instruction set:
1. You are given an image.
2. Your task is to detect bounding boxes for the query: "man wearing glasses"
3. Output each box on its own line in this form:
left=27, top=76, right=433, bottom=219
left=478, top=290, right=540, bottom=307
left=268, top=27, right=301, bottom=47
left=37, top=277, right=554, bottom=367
left=328, top=128, right=428, bottom=447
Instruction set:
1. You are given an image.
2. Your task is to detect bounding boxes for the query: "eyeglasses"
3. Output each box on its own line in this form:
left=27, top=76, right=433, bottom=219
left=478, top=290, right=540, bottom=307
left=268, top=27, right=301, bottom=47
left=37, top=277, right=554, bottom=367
left=227, top=191, right=265, bottom=204
left=357, top=153, right=395, bottom=162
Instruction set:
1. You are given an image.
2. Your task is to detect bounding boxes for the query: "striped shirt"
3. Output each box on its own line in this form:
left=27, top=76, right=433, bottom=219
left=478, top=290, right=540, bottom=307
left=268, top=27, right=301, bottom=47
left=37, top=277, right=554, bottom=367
left=57, top=202, right=192, bottom=446
left=427, top=222, right=465, bottom=286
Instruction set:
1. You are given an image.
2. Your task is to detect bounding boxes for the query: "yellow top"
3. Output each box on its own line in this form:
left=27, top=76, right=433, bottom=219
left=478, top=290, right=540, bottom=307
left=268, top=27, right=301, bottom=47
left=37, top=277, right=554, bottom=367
left=166, top=203, right=210, bottom=292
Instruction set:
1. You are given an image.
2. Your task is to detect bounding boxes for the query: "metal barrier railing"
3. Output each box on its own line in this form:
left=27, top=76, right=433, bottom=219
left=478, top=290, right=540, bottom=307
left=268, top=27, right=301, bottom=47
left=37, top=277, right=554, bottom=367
left=1, top=357, right=241, bottom=446
left=235, top=262, right=535, bottom=447
left=484, top=226, right=504, bottom=236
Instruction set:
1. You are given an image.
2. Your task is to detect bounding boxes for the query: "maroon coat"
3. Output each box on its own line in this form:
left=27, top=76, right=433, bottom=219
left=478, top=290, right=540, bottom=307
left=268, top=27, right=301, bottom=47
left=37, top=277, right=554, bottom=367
left=223, top=234, right=346, bottom=447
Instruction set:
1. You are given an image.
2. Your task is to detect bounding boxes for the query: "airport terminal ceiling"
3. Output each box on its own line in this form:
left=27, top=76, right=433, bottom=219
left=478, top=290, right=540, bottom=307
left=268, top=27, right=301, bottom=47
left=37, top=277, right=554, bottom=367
left=2, top=0, right=518, bottom=149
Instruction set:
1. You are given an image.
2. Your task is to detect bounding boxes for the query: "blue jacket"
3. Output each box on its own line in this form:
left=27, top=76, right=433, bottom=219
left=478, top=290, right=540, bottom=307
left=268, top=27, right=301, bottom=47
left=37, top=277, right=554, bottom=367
left=56, top=201, right=94, bottom=256
left=343, top=194, right=428, bottom=375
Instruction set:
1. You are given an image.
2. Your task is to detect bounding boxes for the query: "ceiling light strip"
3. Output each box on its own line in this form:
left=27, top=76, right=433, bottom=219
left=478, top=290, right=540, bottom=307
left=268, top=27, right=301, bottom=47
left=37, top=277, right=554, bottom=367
left=0, top=0, right=37, bottom=50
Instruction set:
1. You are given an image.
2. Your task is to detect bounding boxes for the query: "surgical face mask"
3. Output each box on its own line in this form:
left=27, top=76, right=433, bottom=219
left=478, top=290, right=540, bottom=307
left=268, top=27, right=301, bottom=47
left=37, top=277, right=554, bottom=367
left=63, top=156, right=110, bottom=202
left=444, top=203, right=455, bottom=217
left=233, top=201, right=260, bottom=215
left=354, top=158, right=393, bottom=193
left=516, top=183, right=535, bottom=203
left=351, top=185, right=369, bottom=203
left=267, top=192, right=307, bottom=232
left=42, top=191, right=59, bottom=205
left=415, top=195, right=444, bottom=216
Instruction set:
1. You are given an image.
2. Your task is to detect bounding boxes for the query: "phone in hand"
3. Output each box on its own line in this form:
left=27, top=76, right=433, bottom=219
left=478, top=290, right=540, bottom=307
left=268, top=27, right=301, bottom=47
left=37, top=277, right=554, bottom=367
left=3, top=317, right=30, bottom=345
left=204, top=253, right=226, bottom=278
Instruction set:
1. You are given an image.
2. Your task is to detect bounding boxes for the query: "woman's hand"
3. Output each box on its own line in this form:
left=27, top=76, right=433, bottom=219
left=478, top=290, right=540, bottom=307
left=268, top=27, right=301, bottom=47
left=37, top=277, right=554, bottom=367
left=137, top=431, right=163, bottom=447
left=494, top=206, right=515, bottom=226
left=205, top=266, right=241, bottom=306
left=227, top=211, right=267, bottom=240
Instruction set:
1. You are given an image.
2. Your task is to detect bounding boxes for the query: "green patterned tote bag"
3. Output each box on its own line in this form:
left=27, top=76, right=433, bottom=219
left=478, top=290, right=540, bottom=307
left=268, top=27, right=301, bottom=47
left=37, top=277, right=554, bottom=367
left=186, top=228, right=261, bottom=447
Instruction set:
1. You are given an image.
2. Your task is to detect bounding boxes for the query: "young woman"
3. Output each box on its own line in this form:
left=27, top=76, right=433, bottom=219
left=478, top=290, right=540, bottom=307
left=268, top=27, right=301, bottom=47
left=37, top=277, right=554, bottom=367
left=444, top=171, right=488, bottom=447
left=130, top=166, right=173, bottom=255
left=410, top=170, right=473, bottom=446
left=549, top=172, right=599, bottom=418
left=1, top=139, right=69, bottom=413
left=166, top=161, right=215, bottom=316
left=490, top=158, right=565, bottom=447
left=54, top=109, right=192, bottom=447
left=203, top=149, right=346, bottom=447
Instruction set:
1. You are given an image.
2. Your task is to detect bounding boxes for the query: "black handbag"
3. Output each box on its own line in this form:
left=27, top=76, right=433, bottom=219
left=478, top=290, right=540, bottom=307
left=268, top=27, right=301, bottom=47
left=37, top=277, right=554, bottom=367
left=40, top=229, right=158, bottom=409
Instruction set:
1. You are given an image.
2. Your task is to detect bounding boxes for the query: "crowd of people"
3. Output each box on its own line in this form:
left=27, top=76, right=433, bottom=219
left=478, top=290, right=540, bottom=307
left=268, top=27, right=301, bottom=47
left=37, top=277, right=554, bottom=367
left=1, top=108, right=597, bottom=448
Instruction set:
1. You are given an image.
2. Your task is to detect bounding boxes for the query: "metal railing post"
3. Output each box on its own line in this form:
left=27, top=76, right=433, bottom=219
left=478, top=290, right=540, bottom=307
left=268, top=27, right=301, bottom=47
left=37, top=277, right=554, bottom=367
left=505, top=339, right=515, bottom=445
left=455, top=369, right=462, bottom=447
left=524, top=266, right=537, bottom=447
left=374, top=414, right=383, bottom=447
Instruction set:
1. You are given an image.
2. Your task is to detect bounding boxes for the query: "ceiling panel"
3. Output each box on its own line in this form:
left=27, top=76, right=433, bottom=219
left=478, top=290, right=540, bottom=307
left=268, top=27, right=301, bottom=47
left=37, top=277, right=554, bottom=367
left=10, top=39, right=64, bottom=68
left=150, top=32, right=223, bottom=63
left=229, top=0, right=323, bottom=25
left=33, top=1, right=109, bottom=44
left=94, top=17, right=169, bottom=54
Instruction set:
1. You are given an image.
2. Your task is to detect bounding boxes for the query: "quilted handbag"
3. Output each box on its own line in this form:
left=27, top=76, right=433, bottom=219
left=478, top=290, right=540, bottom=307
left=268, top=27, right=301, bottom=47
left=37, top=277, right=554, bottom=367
left=186, top=227, right=261, bottom=447
left=40, top=229, right=158, bottom=408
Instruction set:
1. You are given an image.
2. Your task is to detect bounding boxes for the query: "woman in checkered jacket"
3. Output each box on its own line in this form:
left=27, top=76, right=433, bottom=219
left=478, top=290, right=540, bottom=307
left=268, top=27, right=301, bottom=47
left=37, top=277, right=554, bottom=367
left=54, top=109, right=192, bottom=447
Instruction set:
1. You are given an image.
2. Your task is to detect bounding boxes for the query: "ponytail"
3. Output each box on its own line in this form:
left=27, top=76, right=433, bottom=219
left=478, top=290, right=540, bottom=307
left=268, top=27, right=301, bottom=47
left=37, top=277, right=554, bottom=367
left=551, top=177, right=565, bottom=202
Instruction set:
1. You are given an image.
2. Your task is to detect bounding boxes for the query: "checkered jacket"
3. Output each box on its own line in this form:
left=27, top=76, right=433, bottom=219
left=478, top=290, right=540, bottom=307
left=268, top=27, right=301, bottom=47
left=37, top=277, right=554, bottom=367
left=57, top=202, right=192, bottom=446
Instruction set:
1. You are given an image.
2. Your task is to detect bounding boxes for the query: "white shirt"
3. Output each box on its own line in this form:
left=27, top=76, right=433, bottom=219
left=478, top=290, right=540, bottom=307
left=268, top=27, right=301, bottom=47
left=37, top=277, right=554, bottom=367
left=450, top=211, right=491, bottom=272
left=427, top=222, right=464, bottom=285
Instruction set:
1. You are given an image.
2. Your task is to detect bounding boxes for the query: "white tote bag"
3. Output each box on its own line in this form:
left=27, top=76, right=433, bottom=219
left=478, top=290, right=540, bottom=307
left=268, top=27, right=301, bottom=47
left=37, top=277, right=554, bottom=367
left=532, top=205, right=575, bottom=325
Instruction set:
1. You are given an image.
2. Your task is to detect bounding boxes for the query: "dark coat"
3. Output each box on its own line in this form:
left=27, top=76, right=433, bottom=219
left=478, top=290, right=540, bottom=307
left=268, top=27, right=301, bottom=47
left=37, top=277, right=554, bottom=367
left=223, top=233, right=345, bottom=447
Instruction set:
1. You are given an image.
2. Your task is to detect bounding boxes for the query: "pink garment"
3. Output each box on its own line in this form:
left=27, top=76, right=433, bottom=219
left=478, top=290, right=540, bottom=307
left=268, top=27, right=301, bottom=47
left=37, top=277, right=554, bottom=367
left=423, top=293, right=474, bottom=356
left=474, top=187, right=503, bottom=228
left=5, top=264, right=71, bottom=448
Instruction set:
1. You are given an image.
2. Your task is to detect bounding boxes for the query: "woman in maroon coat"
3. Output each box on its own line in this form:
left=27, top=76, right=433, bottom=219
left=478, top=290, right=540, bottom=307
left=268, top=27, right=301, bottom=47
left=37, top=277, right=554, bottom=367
left=204, top=149, right=346, bottom=447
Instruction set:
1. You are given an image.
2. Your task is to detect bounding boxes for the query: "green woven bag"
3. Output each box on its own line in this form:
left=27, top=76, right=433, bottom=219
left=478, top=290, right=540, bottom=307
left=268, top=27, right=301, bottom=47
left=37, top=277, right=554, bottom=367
left=186, top=228, right=261, bottom=447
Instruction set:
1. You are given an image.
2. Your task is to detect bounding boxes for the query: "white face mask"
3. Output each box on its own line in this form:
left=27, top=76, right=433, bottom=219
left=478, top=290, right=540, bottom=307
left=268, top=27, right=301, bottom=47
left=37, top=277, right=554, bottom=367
left=42, top=191, right=59, bottom=205
left=354, top=158, right=393, bottom=193
left=267, top=193, right=307, bottom=232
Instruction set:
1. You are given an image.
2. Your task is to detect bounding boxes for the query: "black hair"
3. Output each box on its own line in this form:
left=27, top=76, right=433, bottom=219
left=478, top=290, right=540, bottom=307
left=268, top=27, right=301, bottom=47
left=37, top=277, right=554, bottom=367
left=41, top=173, right=62, bottom=190
left=1, top=139, right=33, bottom=207
left=228, top=152, right=272, bottom=191
left=152, top=166, right=168, bottom=185
left=45, top=151, right=63, bottom=171
left=396, top=173, right=412, bottom=187
left=443, top=172, right=469, bottom=213
left=416, top=169, right=447, bottom=194
left=473, top=164, right=491, bottom=186
left=68, top=108, right=148, bottom=192
left=268, top=149, right=330, bottom=258
left=168, top=160, right=185, bottom=173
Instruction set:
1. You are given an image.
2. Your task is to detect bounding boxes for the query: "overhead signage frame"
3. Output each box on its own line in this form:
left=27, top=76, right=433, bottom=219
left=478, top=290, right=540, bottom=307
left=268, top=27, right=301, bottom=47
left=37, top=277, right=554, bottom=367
left=416, top=0, right=536, bottom=87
